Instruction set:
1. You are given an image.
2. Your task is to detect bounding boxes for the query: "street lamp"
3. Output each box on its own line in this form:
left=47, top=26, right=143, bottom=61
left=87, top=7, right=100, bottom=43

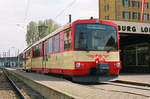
left=10, top=46, right=16, bottom=57
left=16, top=23, right=27, bottom=68
left=17, top=49, right=20, bottom=68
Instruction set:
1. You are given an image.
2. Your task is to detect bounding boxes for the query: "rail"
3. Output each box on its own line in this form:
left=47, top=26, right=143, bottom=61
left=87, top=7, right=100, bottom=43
left=2, top=68, right=27, bottom=99
left=105, top=81, right=150, bottom=91
left=85, top=81, right=150, bottom=98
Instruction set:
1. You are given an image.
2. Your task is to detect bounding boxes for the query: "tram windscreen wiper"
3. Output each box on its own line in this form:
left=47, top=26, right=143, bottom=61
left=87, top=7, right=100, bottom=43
left=76, top=44, right=89, bottom=51
left=76, top=48, right=89, bottom=51
left=106, top=49, right=111, bottom=53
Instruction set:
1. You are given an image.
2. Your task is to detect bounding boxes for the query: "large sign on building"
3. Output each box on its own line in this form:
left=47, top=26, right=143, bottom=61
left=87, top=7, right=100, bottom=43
left=112, top=21, right=150, bottom=34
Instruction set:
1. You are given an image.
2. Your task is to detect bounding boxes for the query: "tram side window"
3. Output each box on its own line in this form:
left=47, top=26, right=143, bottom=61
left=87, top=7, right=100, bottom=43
left=39, top=44, right=42, bottom=56
left=33, top=44, right=42, bottom=57
left=48, top=38, right=53, bottom=53
left=64, top=29, right=72, bottom=50
left=54, top=34, right=60, bottom=52
left=26, top=50, right=30, bottom=57
left=33, top=47, right=36, bottom=57
left=23, top=53, right=26, bottom=64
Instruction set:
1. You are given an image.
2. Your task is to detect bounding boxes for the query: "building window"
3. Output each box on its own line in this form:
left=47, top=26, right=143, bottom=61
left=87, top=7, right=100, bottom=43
left=123, top=43, right=149, bottom=66
left=137, top=44, right=149, bottom=65
left=64, top=29, right=72, bottom=50
left=105, top=16, right=109, bottom=20
left=123, top=11, right=130, bottom=19
left=54, top=34, right=60, bottom=52
left=143, top=13, right=149, bottom=20
left=144, top=2, right=149, bottom=8
left=48, top=38, right=53, bottom=53
left=104, top=4, right=109, bottom=11
left=133, top=12, right=140, bottom=19
left=132, top=1, right=139, bottom=8
left=124, top=46, right=136, bottom=66
left=123, top=0, right=130, bottom=7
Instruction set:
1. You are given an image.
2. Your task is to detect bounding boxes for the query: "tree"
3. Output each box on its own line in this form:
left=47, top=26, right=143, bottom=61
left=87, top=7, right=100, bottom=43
left=26, top=19, right=61, bottom=46
left=26, top=21, right=38, bottom=45
left=44, top=19, right=60, bottom=33
left=38, top=19, right=60, bottom=39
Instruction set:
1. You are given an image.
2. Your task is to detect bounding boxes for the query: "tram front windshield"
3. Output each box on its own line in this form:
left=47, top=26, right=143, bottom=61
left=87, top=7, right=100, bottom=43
left=74, top=23, right=118, bottom=51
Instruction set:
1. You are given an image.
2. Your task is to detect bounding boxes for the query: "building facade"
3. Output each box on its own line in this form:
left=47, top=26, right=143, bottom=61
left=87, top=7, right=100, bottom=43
left=112, top=21, right=150, bottom=73
left=0, top=57, right=23, bottom=67
left=99, top=0, right=150, bottom=23
left=99, top=0, right=150, bottom=73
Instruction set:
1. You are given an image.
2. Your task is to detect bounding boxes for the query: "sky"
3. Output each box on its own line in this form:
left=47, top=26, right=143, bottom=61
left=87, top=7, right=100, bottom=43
left=0, top=0, right=98, bottom=57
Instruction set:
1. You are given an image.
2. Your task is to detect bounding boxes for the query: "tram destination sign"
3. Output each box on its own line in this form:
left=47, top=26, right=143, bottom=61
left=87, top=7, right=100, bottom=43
left=112, top=21, right=150, bottom=34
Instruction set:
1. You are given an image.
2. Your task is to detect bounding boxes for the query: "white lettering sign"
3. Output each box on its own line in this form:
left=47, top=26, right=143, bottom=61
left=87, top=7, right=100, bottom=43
left=111, top=21, right=150, bottom=34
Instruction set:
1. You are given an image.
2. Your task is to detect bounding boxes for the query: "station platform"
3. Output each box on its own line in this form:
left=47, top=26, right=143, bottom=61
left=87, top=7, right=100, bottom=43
left=118, top=74, right=150, bottom=86
left=5, top=68, right=149, bottom=99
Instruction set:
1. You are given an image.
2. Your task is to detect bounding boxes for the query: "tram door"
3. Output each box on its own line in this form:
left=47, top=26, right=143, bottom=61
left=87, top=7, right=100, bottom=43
left=25, top=49, right=32, bottom=69
left=43, top=40, right=48, bottom=73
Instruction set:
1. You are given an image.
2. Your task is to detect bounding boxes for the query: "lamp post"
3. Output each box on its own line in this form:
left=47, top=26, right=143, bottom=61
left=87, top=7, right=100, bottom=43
left=17, top=49, right=20, bottom=69
left=10, top=46, right=16, bottom=57
left=3, top=52, right=6, bottom=67
left=10, top=46, right=18, bottom=67
left=16, top=23, right=27, bottom=68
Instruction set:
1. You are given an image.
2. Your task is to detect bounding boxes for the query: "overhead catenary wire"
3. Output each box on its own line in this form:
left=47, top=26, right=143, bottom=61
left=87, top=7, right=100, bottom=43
left=24, top=0, right=31, bottom=23
left=54, top=0, right=76, bottom=19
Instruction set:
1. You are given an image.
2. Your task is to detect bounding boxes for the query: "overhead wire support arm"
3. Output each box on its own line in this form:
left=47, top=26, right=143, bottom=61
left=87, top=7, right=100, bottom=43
left=54, top=0, right=76, bottom=19
left=24, top=0, right=31, bottom=23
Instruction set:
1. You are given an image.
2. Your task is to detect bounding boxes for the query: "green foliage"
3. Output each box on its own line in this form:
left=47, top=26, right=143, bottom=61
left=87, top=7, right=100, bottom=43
left=26, top=21, right=38, bottom=45
left=26, top=19, right=61, bottom=46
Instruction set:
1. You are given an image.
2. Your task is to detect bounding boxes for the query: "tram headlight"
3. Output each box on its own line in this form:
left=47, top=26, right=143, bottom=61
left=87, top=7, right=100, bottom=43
left=116, top=63, right=120, bottom=68
left=76, top=63, right=81, bottom=68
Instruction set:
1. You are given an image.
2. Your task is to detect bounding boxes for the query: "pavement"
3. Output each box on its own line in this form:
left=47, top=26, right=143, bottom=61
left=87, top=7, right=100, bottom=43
left=119, top=73, right=150, bottom=86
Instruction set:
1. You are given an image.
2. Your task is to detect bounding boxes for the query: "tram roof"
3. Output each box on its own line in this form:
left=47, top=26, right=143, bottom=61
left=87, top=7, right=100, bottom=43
left=23, top=23, right=71, bottom=53
left=23, top=19, right=118, bottom=53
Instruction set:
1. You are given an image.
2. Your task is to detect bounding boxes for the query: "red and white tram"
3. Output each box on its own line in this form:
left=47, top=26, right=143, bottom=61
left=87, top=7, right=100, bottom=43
left=23, top=19, right=121, bottom=82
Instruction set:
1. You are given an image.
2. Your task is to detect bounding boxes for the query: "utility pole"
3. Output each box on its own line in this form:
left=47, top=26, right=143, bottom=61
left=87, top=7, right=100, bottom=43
left=17, top=49, right=20, bottom=69
left=3, top=52, right=6, bottom=67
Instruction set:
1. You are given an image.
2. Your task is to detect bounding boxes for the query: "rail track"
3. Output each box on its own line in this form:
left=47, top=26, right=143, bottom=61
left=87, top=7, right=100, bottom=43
left=0, top=68, right=45, bottom=99
left=0, top=68, right=22, bottom=99
left=105, top=81, right=150, bottom=91
left=84, top=81, right=150, bottom=98
left=2, top=68, right=27, bottom=99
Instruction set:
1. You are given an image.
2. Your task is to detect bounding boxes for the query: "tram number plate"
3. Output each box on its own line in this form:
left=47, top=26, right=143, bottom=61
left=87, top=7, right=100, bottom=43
left=98, top=63, right=110, bottom=73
